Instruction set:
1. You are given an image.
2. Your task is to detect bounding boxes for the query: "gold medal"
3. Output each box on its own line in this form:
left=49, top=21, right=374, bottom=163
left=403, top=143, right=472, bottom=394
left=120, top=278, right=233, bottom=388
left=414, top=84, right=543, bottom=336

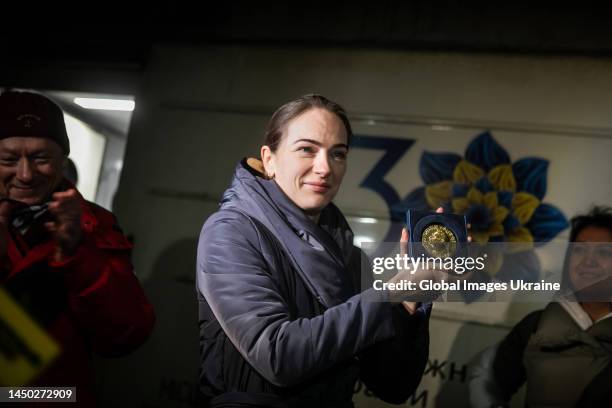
left=421, top=224, right=457, bottom=258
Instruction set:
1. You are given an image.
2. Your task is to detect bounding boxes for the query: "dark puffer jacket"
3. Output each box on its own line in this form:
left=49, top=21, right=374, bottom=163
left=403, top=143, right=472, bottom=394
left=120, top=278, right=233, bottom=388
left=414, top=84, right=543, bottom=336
left=197, top=159, right=430, bottom=408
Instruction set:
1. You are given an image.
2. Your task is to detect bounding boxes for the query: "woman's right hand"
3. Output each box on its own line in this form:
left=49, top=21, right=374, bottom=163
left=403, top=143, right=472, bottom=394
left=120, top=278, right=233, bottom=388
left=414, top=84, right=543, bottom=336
left=394, top=206, right=447, bottom=313
left=397, top=226, right=421, bottom=314
left=391, top=229, right=446, bottom=311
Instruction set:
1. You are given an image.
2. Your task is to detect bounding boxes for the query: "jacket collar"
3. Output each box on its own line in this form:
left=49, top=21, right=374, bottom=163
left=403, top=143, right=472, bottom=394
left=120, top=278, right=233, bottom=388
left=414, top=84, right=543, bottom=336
left=221, top=158, right=357, bottom=308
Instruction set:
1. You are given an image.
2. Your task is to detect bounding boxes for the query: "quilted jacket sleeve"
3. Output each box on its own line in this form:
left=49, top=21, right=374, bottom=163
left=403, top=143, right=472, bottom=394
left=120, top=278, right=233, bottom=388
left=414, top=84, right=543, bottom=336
left=197, top=210, right=398, bottom=387
left=348, top=245, right=430, bottom=404
left=358, top=303, right=430, bottom=404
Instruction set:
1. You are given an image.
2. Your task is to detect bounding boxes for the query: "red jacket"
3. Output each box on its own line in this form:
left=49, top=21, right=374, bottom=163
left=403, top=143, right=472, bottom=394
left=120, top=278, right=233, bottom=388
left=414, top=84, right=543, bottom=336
left=2, top=192, right=155, bottom=407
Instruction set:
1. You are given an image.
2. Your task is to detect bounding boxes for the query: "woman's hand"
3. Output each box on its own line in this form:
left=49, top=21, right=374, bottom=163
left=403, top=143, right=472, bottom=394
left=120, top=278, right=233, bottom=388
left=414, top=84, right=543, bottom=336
left=391, top=207, right=473, bottom=314
left=397, top=207, right=445, bottom=314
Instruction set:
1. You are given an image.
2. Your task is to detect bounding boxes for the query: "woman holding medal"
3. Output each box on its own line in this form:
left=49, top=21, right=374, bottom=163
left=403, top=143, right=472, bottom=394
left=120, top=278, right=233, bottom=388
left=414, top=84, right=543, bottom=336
left=196, top=94, right=431, bottom=408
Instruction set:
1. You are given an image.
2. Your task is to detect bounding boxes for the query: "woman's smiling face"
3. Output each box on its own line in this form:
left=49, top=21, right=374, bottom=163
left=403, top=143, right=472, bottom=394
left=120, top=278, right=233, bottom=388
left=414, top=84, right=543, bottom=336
left=569, top=226, right=612, bottom=296
left=261, top=108, right=349, bottom=217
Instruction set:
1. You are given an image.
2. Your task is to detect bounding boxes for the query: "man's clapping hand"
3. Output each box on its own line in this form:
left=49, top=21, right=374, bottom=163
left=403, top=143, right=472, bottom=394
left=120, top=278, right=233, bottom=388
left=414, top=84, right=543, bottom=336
left=46, top=189, right=83, bottom=261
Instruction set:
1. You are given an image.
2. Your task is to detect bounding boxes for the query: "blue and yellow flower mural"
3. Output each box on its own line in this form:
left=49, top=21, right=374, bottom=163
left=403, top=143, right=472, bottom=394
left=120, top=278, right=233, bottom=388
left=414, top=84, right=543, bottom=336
left=389, top=131, right=569, bottom=297
left=352, top=131, right=569, bottom=297
left=397, top=131, right=569, bottom=247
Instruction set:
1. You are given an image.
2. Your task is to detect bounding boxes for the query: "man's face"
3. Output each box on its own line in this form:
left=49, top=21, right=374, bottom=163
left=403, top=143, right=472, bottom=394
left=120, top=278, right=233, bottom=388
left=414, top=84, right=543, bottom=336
left=0, top=137, right=65, bottom=205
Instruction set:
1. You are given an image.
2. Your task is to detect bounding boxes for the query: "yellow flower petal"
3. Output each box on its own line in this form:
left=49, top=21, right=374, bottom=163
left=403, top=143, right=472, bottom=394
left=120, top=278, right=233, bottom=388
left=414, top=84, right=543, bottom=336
left=471, top=231, right=490, bottom=244
left=453, top=160, right=485, bottom=184
left=507, top=227, right=534, bottom=253
left=512, top=192, right=540, bottom=225
left=452, top=197, right=469, bottom=214
left=467, top=187, right=483, bottom=205
left=508, top=227, right=533, bottom=242
left=483, top=191, right=498, bottom=211
left=425, top=181, right=452, bottom=209
left=488, top=223, right=504, bottom=237
left=480, top=248, right=504, bottom=277
left=488, top=164, right=516, bottom=192
left=492, top=206, right=509, bottom=224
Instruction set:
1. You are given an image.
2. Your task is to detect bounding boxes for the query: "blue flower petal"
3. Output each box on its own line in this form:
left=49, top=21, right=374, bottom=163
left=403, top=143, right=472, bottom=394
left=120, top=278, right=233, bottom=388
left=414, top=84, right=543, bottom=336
left=503, top=214, right=521, bottom=232
left=475, top=177, right=494, bottom=193
left=420, top=152, right=462, bottom=184
left=392, top=187, right=429, bottom=220
left=452, top=183, right=470, bottom=197
left=465, top=204, right=493, bottom=231
left=442, top=202, right=453, bottom=213
left=489, top=235, right=505, bottom=243
left=527, top=203, right=569, bottom=243
left=498, top=191, right=513, bottom=208
left=512, top=158, right=549, bottom=200
left=465, top=131, right=511, bottom=172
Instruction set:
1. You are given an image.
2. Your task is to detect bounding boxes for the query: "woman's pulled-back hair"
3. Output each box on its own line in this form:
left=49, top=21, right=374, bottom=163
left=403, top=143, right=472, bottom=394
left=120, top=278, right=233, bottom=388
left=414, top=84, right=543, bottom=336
left=263, top=94, right=353, bottom=152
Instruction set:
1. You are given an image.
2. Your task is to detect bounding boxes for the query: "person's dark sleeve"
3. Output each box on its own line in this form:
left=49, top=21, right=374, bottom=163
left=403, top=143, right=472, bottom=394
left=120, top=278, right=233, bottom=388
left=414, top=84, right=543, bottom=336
left=492, top=310, right=541, bottom=400
left=347, top=246, right=429, bottom=404
left=49, top=219, right=155, bottom=357
left=358, top=302, right=430, bottom=404
left=197, top=212, right=398, bottom=388
left=468, top=344, right=508, bottom=408
left=578, top=362, right=612, bottom=406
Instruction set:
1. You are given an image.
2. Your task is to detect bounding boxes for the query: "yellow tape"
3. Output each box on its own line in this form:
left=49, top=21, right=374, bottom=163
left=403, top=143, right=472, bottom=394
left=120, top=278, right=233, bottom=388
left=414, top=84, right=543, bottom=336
left=0, top=287, right=59, bottom=386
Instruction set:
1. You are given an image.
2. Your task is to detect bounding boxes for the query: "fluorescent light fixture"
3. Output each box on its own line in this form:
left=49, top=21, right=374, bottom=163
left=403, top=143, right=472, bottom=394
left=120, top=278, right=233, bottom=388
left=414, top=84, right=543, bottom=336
left=74, top=97, right=135, bottom=111
left=355, top=217, right=378, bottom=224
left=353, top=235, right=375, bottom=247
left=432, top=125, right=451, bottom=131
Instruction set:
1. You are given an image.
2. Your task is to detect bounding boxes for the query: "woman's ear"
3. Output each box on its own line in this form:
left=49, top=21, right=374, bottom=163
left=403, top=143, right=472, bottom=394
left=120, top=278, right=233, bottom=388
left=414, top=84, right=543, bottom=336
left=261, top=145, right=275, bottom=179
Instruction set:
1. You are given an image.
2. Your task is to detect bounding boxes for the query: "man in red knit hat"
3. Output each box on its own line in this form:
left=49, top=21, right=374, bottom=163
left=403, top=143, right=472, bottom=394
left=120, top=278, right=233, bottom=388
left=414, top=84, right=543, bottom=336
left=0, top=90, right=155, bottom=406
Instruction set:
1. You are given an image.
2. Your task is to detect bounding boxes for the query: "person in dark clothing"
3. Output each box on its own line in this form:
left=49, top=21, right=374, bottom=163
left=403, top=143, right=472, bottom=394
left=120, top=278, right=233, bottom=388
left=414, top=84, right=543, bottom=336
left=468, top=206, right=612, bottom=408
left=0, top=91, right=155, bottom=407
left=197, top=94, right=431, bottom=407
